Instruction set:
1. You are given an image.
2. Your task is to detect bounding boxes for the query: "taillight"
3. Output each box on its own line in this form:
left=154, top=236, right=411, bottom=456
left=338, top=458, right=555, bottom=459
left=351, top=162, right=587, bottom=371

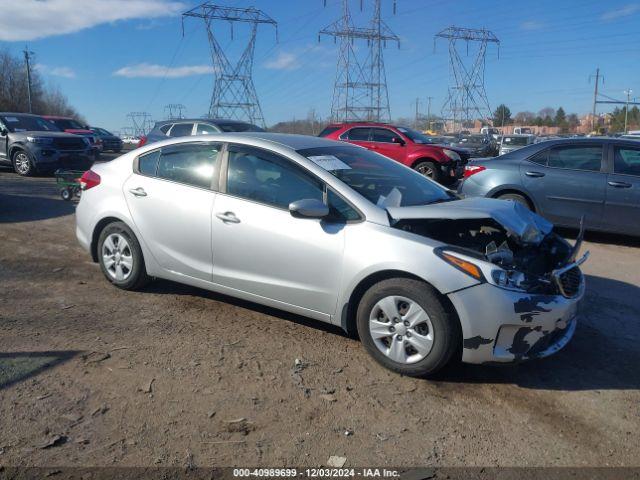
left=137, top=136, right=147, bottom=148
left=463, top=165, right=486, bottom=178
left=80, top=170, right=101, bottom=190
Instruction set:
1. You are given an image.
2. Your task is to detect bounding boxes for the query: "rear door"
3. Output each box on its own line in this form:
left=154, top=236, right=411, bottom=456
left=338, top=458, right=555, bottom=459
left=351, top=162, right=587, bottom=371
left=369, top=127, right=406, bottom=162
left=168, top=123, right=195, bottom=137
left=603, top=144, right=640, bottom=235
left=521, top=143, right=606, bottom=228
left=339, top=127, right=372, bottom=149
left=123, top=142, right=221, bottom=281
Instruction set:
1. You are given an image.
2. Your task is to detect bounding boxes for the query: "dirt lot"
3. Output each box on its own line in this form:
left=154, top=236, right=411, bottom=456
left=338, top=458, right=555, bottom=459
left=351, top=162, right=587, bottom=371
left=1, top=160, right=639, bottom=468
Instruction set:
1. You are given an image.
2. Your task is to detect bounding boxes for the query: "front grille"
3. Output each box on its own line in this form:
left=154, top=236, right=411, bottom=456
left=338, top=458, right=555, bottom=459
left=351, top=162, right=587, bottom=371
left=558, top=267, right=582, bottom=297
left=53, top=137, right=87, bottom=150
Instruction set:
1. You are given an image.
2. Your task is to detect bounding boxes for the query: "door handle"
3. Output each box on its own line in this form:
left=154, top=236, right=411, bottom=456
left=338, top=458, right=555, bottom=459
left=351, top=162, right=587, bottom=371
left=608, top=181, right=632, bottom=188
left=129, top=187, right=147, bottom=197
left=525, top=171, right=545, bottom=178
left=216, top=211, right=240, bottom=224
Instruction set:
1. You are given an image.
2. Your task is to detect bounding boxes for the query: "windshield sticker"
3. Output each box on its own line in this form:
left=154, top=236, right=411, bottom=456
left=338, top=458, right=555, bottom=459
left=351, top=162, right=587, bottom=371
left=4, top=117, right=19, bottom=122
left=307, top=155, right=351, bottom=171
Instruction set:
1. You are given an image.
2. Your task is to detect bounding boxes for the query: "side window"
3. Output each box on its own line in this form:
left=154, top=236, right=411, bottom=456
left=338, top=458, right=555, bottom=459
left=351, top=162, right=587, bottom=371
left=138, top=150, right=160, bottom=176
left=196, top=123, right=219, bottom=135
left=614, top=147, right=640, bottom=176
left=528, top=149, right=548, bottom=166
left=159, top=124, right=172, bottom=134
left=371, top=128, right=398, bottom=143
left=327, top=189, right=360, bottom=222
left=342, top=128, right=370, bottom=141
left=548, top=146, right=602, bottom=172
left=318, top=126, right=341, bottom=137
left=168, top=123, right=194, bottom=137
left=156, top=143, right=221, bottom=188
left=227, top=146, right=323, bottom=209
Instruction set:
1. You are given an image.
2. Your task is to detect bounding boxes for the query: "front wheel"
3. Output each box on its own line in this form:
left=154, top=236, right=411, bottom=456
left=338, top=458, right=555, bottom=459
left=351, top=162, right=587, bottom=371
left=414, top=160, right=442, bottom=183
left=12, top=150, right=35, bottom=176
left=97, top=222, right=150, bottom=290
left=496, top=193, right=531, bottom=210
left=356, top=278, right=460, bottom=377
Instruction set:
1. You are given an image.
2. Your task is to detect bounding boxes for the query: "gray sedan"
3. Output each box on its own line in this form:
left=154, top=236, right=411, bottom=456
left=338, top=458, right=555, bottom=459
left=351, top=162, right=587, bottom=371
left=459, top=138, right=640, bottom=236
left=76, top=133, right=586, bottom=377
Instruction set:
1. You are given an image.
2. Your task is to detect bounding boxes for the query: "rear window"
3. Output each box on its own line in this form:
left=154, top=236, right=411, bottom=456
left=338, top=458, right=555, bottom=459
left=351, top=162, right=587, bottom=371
left=159, top=124, right=172, bottom=134
left=169, top=123, right=194, bottom=137
left=216, top=122, right=264, bottom=133
left=503, top=136, right=529, bottom=146
left=318, top=126, right=341, bottom=137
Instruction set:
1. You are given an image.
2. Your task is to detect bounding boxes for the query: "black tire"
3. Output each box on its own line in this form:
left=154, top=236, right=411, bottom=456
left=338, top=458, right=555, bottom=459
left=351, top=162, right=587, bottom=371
left=12, top=149, right=36, bottom=176
left=496, top=192, right=531, bottom=210
left=97, top=221, right=150, bottom=290
left=61, top=188, right=72, bottom=201
left=356, top=278, right=460, bottom=377
left=414, top=160, right=442, bottom=183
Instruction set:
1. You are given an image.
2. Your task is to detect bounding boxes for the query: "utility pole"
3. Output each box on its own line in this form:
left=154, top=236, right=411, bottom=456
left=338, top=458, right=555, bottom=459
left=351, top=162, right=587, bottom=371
left=426, top=96, right=433, bottom=131
left=624, top=89, right=633, bottom=134
left=414, top=97, right=420, bottom=129
left=23, top=46, right=34, bottom=113
left=589, top=68, right=603, bottom=132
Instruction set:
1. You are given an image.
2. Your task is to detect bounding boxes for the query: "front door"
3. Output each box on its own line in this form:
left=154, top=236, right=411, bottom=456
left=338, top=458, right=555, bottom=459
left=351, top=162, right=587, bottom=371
left=0, top=120, right=8, bottom=160
left=603, top=144, right=640, bottom=235
left=211, top=144, right=345, bottom=316
left=123, top=143, right=221, bottom=281
left=369, top=127, right=407, bottom=162
left=521, top=144, right=607, bottom=228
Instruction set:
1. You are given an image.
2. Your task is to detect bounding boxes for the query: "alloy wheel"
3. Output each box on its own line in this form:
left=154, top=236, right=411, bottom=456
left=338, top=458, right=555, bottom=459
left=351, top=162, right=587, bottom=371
left=368, top=295, right=434, bottom=364
left=14, top=152, right=31, bottom=175
left=101, top=233, right=134, bottom=281
left=416, top=164, right=434, bottom=178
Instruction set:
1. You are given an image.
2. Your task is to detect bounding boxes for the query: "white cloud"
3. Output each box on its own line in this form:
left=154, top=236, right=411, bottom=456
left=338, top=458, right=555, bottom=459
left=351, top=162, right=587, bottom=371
left=520, top=20, right=544, bottom=31
left=113, top=63, right=215, bottom=78
left=601, top=4, right=640, bottom=21
left=264, top=52, right=300, bottom=71
left=0, top=0, right=185, bottom=41
left=35, top=64, right=76, bottom=79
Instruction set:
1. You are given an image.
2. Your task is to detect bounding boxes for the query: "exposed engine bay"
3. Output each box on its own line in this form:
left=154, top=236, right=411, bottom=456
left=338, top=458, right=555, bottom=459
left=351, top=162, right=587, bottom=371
left=394, top=217, right=576, bottom=294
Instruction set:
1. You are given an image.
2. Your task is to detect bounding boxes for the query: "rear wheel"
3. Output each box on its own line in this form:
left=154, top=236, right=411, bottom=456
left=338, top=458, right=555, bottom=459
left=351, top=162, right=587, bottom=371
left=414, top=160, right=442, bottom=183
left=356, top=278, right=459, bottom=377
left=97, top=222, right=150, bottom=290
left=12, top=150, right=35, bottom=176
left=496, top=192, right=531, bottom=210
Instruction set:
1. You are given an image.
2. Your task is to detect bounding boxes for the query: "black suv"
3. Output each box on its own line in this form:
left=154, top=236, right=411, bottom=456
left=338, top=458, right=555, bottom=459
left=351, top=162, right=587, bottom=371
left=141, top=118, right=264, bottom=147
left=0, top=113, right=94, bottom=176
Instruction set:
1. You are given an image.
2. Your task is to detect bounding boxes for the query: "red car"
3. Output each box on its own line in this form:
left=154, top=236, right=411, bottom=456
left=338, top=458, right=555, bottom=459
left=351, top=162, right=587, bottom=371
left=43, top=115, right=102, bottom=157
left=319, top=122, right=469, bottom=184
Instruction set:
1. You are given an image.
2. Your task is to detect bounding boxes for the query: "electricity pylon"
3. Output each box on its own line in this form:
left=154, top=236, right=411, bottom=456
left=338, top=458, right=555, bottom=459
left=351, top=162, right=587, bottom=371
left=434, top=26, right=499, bottom=130
left=164, top=103, right=186, bottom=120
left=320, top=0, right=399, bottom=122
left=182, top=3, right=277, bottom=128
left=126, top=112, right=153, bottom=136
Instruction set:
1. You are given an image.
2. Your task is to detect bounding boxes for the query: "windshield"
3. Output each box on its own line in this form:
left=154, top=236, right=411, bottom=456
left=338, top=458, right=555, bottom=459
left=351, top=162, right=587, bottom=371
left=217, top=122, right=264, bottom=133
left=297, top=145, right=452, bottom=208
left=49, top=118, right=85, bottom=130
left=459, top=135, right=487, bottom=145
left=503, top=136, right=529, bottom=146
left=1, top=115, right=60, bottom=133
left=395, top=126, right=441, bottom=144
left=94, top=127, right=112, bottom=136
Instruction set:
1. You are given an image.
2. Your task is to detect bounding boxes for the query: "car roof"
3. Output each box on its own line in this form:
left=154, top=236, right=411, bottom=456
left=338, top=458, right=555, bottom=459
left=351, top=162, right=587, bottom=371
left=0, top=112, right=41, bottom=117
left=154, top=118, right=257, bottom=126
left=325, top=122, right=398, bottom=128
left=220, top=132, right=344, bottom=150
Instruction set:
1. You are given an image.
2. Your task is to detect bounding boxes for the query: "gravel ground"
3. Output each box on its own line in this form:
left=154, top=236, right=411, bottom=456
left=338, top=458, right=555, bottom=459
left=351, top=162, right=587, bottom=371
left=1, top=161, right=639, bottom=468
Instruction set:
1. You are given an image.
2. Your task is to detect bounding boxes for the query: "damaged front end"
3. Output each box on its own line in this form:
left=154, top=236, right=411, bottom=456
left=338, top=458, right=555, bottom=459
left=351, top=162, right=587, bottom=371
left=387, top=198, right=588, bottom=298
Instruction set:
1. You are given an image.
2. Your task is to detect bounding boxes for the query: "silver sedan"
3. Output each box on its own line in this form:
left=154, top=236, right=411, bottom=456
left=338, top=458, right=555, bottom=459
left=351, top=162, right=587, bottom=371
left=76, top=133, right=587, bottom=377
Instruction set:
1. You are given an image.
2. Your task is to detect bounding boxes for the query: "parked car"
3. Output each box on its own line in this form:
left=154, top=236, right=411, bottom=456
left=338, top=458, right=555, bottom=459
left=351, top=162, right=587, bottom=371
left=76, top=132, right=586, bottom=377
left=513, top=127, right=533, bottom=135
left=139, top=118, right=265, bottom=148
left=0, top=112, right=93, bottom=176
left=499, top=134, right=536, bottom=155
left=459, top=138, right=640, bottom=236
left=91, top=127, right=123, bottom=153
left=43, top=115, right=101, bottom=157
left=319, top=122, right=470, bottom=184
left=453, top=134, right=498, bottom=158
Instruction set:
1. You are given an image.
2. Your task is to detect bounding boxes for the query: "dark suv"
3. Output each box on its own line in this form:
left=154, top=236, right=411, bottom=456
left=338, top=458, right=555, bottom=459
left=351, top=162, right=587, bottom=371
left=319, top=122, right=470, bottom=184
left=139, top=118, right=265, bottom=147
left=0, top=113, right=93, bottom=176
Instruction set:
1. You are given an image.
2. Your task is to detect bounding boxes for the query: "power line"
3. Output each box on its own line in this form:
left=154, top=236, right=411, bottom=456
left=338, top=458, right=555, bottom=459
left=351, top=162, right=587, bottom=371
left=182, top=3, right=278, bottom=127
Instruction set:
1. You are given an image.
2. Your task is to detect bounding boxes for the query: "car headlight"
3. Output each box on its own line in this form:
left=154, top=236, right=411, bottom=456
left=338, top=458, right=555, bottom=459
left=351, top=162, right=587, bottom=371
left=491, top=269, right=527, bottom=291
left=442, top=149, right=461, bottom=161
left=26, top=136, right=53, bottom=145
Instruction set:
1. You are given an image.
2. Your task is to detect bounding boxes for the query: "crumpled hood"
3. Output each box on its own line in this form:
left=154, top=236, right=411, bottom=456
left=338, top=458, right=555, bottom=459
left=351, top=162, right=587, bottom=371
left=386, top=197, right=553, bottom=245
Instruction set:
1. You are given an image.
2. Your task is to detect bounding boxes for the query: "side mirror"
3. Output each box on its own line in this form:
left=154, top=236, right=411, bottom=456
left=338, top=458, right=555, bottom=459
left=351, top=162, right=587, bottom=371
left=392, top=136, right=405, bottom=146
left=0, top=128, right=7, bottom=136
left=289, top=198, right=329, bottom=219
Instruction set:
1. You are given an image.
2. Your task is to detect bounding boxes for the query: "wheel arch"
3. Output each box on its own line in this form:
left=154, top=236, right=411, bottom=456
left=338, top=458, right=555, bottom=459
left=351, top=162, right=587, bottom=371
left=90, top=216, right=134, bottom=262
left=340, top=269, right=462, bottom=344
left=410, top=156, right=441, bottom=169
left=488, top=186, right=537, bottom=212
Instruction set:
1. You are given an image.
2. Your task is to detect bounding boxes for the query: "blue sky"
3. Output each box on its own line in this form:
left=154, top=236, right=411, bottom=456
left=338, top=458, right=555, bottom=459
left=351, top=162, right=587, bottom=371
left=1, top=0, right=639, bottom=132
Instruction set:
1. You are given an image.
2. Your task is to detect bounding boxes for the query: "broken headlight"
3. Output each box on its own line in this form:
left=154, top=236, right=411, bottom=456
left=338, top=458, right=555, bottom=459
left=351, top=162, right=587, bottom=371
left=491, top=269, right=527, bottom=291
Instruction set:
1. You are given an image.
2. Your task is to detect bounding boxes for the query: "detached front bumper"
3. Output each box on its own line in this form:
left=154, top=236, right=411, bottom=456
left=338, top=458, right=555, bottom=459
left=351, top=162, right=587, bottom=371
left=448, top=278, right=584, bottom=364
